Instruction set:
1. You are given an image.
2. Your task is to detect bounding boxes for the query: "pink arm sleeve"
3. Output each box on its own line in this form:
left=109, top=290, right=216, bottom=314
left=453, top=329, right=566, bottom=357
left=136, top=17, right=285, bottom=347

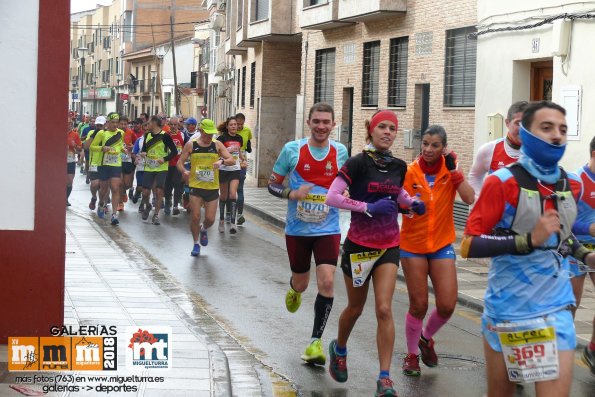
left=325, top=177, right=367, bottom=213
left=396, top=187, right=415, bottom=208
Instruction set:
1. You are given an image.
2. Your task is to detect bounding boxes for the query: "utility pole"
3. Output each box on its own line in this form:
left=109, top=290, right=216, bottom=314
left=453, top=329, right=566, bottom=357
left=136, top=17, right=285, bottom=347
left=170, top=15, right=179, bottom=115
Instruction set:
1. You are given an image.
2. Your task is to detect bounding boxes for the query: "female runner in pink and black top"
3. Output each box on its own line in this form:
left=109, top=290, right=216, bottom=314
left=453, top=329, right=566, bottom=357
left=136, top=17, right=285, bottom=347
left=324, top=110, right=425, bottom=397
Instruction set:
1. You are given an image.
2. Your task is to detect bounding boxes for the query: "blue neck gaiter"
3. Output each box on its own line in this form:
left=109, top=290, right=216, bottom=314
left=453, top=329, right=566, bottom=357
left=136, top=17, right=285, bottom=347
left=518, top=124, right=566, bottom=184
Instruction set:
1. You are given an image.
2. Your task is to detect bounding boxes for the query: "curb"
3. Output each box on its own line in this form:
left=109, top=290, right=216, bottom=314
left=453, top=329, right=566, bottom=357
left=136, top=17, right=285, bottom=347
left=68, top=209, right=233, bottom=397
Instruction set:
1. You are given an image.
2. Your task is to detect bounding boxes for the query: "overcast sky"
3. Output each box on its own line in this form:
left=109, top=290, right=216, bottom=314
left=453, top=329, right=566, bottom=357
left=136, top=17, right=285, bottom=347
left=71, top=0, right=113, bottom=14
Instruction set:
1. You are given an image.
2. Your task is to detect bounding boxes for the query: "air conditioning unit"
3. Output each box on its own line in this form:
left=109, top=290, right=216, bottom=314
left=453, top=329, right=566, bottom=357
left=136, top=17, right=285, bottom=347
left=215, top=63, right=229, bottom=76
left=217, top=83, right=228, bottom=98
left=209, top=13, right=225, bottom=31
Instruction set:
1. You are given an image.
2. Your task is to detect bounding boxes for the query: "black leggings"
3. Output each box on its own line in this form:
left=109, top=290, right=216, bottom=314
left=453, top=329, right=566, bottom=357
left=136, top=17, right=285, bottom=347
left=164, top=166, right=183, bottom=206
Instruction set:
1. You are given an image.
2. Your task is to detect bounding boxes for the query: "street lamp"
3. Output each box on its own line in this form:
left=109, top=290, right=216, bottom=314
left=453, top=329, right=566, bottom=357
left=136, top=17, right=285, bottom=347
left=150, top=70, right=158, bottom=116
left=76, top=47, right=88, bottom=118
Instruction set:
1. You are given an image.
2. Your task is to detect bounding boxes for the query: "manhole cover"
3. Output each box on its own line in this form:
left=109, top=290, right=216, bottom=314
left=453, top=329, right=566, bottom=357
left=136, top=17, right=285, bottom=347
left=436, top=354, right=485, bottom=371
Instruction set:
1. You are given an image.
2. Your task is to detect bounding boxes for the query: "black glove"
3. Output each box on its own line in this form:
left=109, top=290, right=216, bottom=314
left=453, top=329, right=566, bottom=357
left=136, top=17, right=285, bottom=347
left=444, top=151, right=458, bottom=171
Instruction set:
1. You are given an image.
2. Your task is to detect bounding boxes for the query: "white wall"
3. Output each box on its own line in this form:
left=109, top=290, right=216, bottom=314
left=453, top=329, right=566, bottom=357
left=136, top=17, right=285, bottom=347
left=0, top=0, right=39, bottom=230
left=161, top=42, right=194, bottom=84
left=475, top=1, right=595, bottom=171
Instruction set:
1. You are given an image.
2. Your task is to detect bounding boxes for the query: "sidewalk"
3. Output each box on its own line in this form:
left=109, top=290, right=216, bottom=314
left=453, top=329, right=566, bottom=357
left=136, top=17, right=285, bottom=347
left=1, top=211, right=231, bottom=397
left=243, top=186, right=595, bottom=346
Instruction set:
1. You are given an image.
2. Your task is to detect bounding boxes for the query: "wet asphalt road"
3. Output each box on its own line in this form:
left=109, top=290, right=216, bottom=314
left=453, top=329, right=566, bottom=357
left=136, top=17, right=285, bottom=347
left=69, top=181, right=595, bottom=397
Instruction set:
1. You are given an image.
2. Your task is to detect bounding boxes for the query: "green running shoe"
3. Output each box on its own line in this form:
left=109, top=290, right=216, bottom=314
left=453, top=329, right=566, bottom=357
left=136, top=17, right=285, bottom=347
left=301, top=339, right=325, bottom=365
left=375, top=377, right=397, bottom=396
left=328, top=339, right=348, bottom=382
left=285, top=288, right=302, bottom=313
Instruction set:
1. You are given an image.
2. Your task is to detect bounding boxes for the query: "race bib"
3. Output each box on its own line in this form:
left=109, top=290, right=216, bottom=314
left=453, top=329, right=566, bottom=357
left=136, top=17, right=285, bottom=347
left=349, top=250, right=386, bottom=287
left=103, top=151, right=119, bottom=165
left=296, top=194, right=329, bottom=223
left=89, top=165, right=98, bottom=172
left=496, top=318, right=559, bottom=383
left=146, top=157, right=160, bottom=169
left=121, top=152, right=132, bottom=162
left=67, top=152, right=76, bottom=163
left=195, top=166, right=215, bottom=183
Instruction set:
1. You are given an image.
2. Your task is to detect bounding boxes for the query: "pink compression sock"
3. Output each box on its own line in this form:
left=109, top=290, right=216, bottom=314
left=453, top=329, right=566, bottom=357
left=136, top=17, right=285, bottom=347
left=405, top=312, right=423, bottom=355
left=422, top=309, right=451, bottom=340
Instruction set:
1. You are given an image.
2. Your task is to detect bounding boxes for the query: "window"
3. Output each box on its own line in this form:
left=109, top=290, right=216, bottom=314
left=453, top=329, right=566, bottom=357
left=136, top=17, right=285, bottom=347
left=237, top=0, right=243, bottom=29
left=254, top=0, right=269, bottom=21
left=241, top=66, right=246, bottom=108
left=362, top=41, right=380, bottom=107
left=314, top=48, right=335, bottom=105
left=250, top=62, right=255, bottom=107
left=444, top=26, right=477, bottom=107
left=388, top=37, right=408, bottom=107
left=305, top=0, right=325, bottom=6
left=236, top=69, right=241, bottom=106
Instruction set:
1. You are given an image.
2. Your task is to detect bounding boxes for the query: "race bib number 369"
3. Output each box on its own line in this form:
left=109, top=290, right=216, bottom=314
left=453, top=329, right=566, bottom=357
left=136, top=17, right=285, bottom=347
left=497, top=320, right=558, bottom=383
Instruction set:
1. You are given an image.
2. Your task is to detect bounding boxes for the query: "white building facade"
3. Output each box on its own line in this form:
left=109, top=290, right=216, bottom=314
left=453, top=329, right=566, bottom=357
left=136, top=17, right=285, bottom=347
left=475, top=1, right=595, bottom=171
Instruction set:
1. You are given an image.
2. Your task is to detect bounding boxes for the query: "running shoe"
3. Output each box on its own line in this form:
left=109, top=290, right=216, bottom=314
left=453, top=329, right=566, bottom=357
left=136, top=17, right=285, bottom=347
left=402, top=353, right=421, bottom=376
left=375, top=377, right=397, bottom=397
left=229, top=224, right=237, bottom=234
left=218, top=220, right=225, bottom=233
left=199, top=227, right=209, bottom=246
left=583, top=346, right=595, bottom=376
left=328, top=339, right=348, bottom=382
left=418, top=337, right=438, bottom=367
left=301, top=339, right=325, bottom=366
left=128, top=188, right=134, bottom=200
left=152, top=214, right=160, bottom=225
left=89, top=197, right=97, bottom=210
left=142, top=203, right=152, bottom=221
left=191, top=244, right=200, bottom=257
left=237, top=214, right=245, bottom=225
left=86, top=176, right=90, bottom=184
left=172, top=206, right=180, bottom=216
left=117, top=203, right=124, bottom=212
left=110, top=214, right=119, bottom=226
left=285, top=288, right=301, bottom=313
left=132, top=191, right=141, bottom=204
left=66, top=201, right=72, bottom=207
left=97, top=203, right=105, bottom=219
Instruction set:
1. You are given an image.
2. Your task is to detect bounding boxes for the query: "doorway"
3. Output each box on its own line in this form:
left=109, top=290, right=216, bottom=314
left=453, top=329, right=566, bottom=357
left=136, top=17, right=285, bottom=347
left=340, top=87, right=354, bottom=156
left=412, top=84, right=430, bottom=155
left=531, top=60, right=553, bottom=101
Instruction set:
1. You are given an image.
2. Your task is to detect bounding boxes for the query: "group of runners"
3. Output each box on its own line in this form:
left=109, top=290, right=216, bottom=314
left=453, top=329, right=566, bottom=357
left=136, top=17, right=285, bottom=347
left=68, top=100, right=595, bottom=396
left=67, top=111, right=252, bottom=256
left=267, top=101, right=595, bottom=397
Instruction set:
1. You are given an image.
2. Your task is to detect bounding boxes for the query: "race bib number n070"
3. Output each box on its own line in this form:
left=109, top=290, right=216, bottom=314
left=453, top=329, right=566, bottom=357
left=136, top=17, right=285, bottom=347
left=296, top=194, right=329, bottom=223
